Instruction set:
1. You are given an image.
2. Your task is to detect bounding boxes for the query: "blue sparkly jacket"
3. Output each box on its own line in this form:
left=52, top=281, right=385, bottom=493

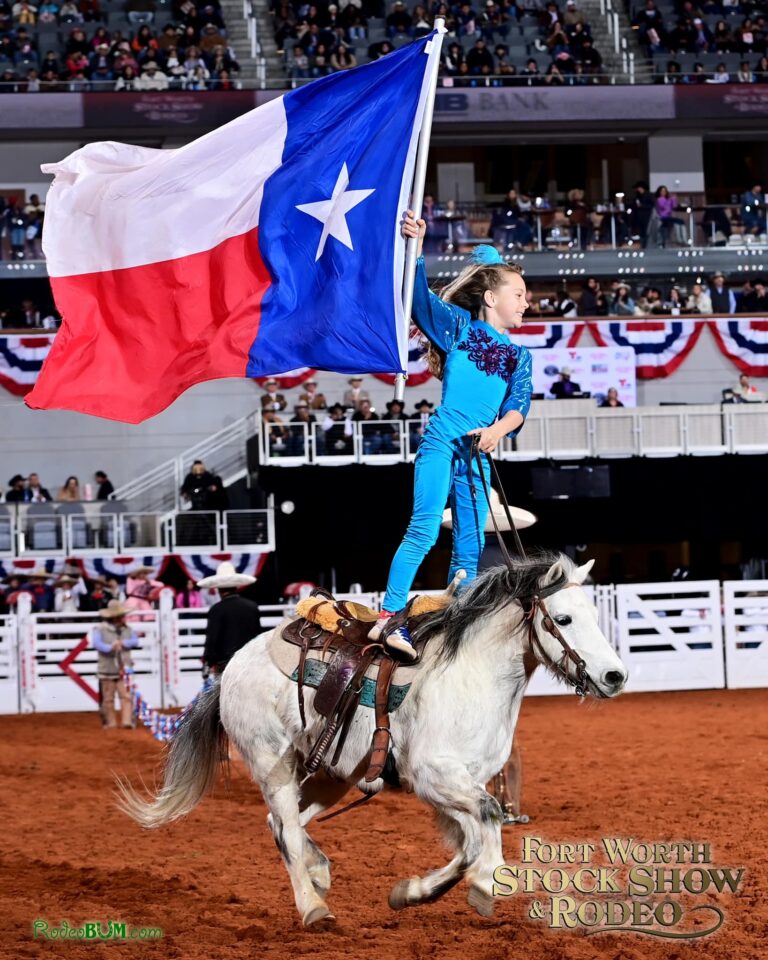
left=412, top=256, right=532, bottom=443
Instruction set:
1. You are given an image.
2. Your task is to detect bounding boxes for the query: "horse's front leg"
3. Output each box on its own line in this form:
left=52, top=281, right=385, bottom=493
left=390, top=759, right=503, bottom=915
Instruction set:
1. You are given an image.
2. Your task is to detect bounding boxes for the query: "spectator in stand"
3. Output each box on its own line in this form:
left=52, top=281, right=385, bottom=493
left=322, top=402, right=354, bottom=455
left=741, top=184, right=764, bottom=236
left=12, top=0, right=37, bottom=24
left=521, top=57, right=542, bottom=83
left=550, top=366, right=582, bottom=398
left=381, top=398, right=408, bottom=453
left=732, top=372, right=766, bottom=401
left=709, top=272, right=737, bottom=313
left=691, top=17, right=713, bottom=52
left=408, top=398, right=433, bottom=451
left=636, top=286, right=666, bottom=314
left=288, top=401, right=316, bottom=455
left=352, top=398, right=382, bottom=454
left=739, top=276, right=768, bottom=312
left=756, top=55, right=768, bottom=80
left=115, top=64, right=140, bottom=88
left=578, top=36, right=602, bottom=73
left=23, top=568, right=55, bottom=612
left=444, top=40, right=464, bottom=73
left=655, top=185, right=684, bottom=247
left=207, top=43, right=239, bottom=77
left=92, top=599, right=139, bottom=728
left=577, top=277, right=608, bottom=315
left=5, top=474, right=27, bottom=502
left=59, top=0, right=82, bottom=21
left=664, top=285, right=684, bottom=314
left=95, top=470, right=114, bottom=499
left=137, top=60, right=169, bottom=88
left=736, top=59, right=755, bottom=81
left=54, top=572, right=87, bottom=613
left=702, top=203, right=732, bottom=244
left=600, top=386, right=624, bottom=408
left=175, top=577, right=205, bottom=608
left=298, top=378, right=327, bottom=410
left=260, top=377, right=287, bottom=412
left=564, top=0, right=586, bottom=29
left=57, top=475, right=81, bottom=501
left=467, top=37, right=494, bottom=72
left=628, top=180, right=654, bottom=247
left=342, top=375, right=369, bottom=410
left=610, top=282, right=636, bottom=315
left=27, top=472, right=52, bottom=501
left=712, top=20, right=733, bottom=52
left=180, top=459, right=227, bottom=510
left=386, top=0, right=412, bottom=37
left=634, top=0, right=667, bottom=51
left=706, top=61, right=730, bottom=82
left=734, top=18, right=762, bottom=55
left=124, top=564, right=163, bottom=617
left=263, top=410, right=289, bottom=455
left=686, top=282, right=713, bottom=313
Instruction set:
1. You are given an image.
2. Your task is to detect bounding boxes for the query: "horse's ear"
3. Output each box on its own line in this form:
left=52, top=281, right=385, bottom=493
left=541, top=558, right=568, bottom=587
left=574, top=559, right=595, bottom=584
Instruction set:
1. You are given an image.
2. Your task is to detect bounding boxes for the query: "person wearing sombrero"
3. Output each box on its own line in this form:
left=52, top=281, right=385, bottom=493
left=91, top=599, right=139, bottom=729
left=197, top=562, right=262, bottom=675
left=124, top=565, right=164, bottom=619
left=19, top=567, right=55, bottom=613
left=370, top=211, right=533, bottom=661
left=54, top=572, right=88, bottom=614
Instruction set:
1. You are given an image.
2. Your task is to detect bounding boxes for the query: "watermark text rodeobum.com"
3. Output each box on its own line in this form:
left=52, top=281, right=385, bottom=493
left=33, top=919, right=163, bottom=940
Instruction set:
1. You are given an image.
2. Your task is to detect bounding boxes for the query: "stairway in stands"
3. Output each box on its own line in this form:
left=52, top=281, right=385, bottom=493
left=219, top=0, right=267, bottom=84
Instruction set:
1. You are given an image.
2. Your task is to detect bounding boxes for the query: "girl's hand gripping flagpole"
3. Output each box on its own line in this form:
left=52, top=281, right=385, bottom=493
left=395, top=18, right=446, bottom=403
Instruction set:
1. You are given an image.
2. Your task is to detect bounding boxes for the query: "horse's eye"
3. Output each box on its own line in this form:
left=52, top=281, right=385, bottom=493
left=554, top=615, right=572, bottom=627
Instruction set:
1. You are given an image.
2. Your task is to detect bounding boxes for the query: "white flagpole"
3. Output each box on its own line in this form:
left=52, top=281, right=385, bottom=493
left=395, top=18, right=446, bottom=402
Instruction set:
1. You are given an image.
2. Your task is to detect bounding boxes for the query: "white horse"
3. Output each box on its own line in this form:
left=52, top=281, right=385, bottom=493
left=119, top=554, right=628, bottom=927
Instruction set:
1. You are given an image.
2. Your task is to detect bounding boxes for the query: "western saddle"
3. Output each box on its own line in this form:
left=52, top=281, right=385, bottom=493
left=280, top=587, right=445, bottom=783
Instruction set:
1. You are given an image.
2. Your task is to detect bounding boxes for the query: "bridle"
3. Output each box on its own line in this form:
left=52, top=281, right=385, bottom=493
left=469, top=437, right=589, bottom=698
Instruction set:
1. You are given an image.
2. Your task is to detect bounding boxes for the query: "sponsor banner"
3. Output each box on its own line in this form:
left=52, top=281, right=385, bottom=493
left=433, top=86, right=675, bottom=124
left=675, top=85, right=768, bottom=119
left=0, top=93, right=83, bottom=128
left=82, top=91, right=258, bottom=129
left=532, top=347, right=636, bottom=406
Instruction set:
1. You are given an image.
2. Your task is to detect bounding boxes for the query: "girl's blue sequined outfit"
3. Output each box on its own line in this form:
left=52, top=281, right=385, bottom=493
left=382, top=256, right=533, bottom=611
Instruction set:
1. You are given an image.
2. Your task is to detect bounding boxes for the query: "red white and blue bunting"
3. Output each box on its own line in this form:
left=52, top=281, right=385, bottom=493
left=710, top=319, right=768, bottom=376
left=122, top=668, right=213, bottom=742
left=514, top=321, right=585, bottom=350
left=174, top=552, right=268, bottom=582
left=0, top=335, right=55, bottom=396
left=77, top=555, right=170, bottom=582
left=588, top=320, right=705, bottom=379
left=373, top=326, right=435, bottom=387
left=0, top=557, right=67, bottom=579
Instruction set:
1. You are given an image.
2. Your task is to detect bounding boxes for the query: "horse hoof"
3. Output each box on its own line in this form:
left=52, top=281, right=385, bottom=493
left=303, top=905, right=335, bottom=927
left=467, top=885, right=495, bottom=918
left=388, top=877, right=416, bottom=911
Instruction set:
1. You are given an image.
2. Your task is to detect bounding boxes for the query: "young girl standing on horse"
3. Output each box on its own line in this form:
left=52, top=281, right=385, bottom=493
left=372, top=211, right=533, bottom=659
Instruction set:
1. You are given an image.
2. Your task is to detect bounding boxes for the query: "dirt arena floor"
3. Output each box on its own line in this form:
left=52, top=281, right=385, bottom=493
left=1, top=688, right=766, bottom=960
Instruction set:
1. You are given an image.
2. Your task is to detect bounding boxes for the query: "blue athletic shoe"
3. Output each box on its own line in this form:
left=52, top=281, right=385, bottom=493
left=383, top=624, right=418, bottom=661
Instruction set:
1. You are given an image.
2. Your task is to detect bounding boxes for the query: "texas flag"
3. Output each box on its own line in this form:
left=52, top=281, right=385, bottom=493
left=26, top=34, right=441, bottom=423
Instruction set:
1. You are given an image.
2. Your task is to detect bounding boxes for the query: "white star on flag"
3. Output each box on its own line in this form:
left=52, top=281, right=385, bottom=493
left=296, top=163, right=375, bottom=261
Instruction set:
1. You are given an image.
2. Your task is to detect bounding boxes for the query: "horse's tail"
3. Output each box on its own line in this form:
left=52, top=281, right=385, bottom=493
left=116, top=678, right=226, bottom=829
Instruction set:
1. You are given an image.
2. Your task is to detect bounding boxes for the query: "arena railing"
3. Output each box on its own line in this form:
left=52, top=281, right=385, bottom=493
left=5, top=578, right=767, bottom=714
left=2, top=503, right=274, bottom=558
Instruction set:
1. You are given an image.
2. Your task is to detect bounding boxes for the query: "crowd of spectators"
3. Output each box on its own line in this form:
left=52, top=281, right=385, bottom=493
left=527, top=271, right=768, bottom=316
left=275, top=0, right=607, bottom=84
left=1, top=469, right=115, bottom=502
left=631, top=0, right=768, bottom=80
left=0, top=0, right=240, bottom=90
left=261, top=375, right=438, bottom=457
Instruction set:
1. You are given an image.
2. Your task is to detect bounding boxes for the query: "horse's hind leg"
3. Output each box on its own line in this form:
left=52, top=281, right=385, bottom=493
left=249, top=744, right=335, bottom=927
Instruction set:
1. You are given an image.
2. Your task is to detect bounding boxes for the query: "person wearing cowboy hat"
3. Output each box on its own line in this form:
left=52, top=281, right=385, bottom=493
left=91, top=599, right=139, bottom=729
left=197, top=562, right=262, bottom=674
left=709, top=271, right=736, bottom=314
left=124, top=565, right=164, bottom=618
left=54, top=572, right=88, bottom=613
left=260, top=377, right=288, bottom=413
left=298, top=378, right=328, bottom=411
left=550, top=366, right=582, bottom=399
left=321, top=402, right=354, bottom=455
left=20, top=567, right=55, bottom=612
left=342, top=375, right=369, bottom=411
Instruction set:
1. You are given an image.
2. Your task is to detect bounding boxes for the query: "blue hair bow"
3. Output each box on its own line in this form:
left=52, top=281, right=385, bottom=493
left=468, top=244, right=505, bottom=266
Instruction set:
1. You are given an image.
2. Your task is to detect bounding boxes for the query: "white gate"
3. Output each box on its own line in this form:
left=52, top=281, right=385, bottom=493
left=723, top=580, right=768, bottom=689
left=0, top=613, right=18, bottom=714
left=169, top=607, right=209, bottom=706
left=615, top=581, right=725, bottom=692
left=24, top=607, right=162, bottom=713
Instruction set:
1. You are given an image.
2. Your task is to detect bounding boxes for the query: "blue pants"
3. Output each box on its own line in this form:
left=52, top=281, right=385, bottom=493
left=382, top=435, right=491, bottom=611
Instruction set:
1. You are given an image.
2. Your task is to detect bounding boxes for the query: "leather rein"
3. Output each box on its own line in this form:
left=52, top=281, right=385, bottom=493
left=469, top=437, right=589, bottom=698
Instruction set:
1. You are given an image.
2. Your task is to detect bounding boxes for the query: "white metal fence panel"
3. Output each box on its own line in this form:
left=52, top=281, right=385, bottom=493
left=723, top=580, right=768, bottom=689
left=169, top=607, right=209, bottom=706
left=26, top=610, right=162, bottom=713
left=615, top=581, right=725, bottom=692
left=0, top=614, right=18, bottom=714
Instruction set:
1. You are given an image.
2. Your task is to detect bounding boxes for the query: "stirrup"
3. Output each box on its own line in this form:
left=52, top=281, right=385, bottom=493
left=502, top=805, right=529, bottom=826
left=383, top=626, right=418, bottom=662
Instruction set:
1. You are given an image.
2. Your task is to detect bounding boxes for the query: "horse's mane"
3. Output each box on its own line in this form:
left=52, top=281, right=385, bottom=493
left=413, top=550, right=570, bottom=662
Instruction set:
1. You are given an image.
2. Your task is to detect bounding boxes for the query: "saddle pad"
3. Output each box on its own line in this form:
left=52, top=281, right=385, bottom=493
left=268, top=620, right=421, bottom=711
